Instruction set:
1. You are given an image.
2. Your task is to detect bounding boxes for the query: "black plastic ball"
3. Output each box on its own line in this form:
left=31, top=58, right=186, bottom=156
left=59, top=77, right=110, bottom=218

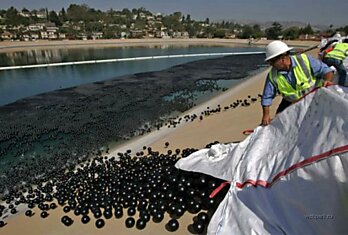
left=25, top=210, right=33, bottom=217
left=197, top=212, right=210, bottom=224
left=152, top=212, right=164, bottom=223
left=63, top=206, right=71, bottom=213
left=127, top=207, right=136, bottom=216
left=41, top=211, right=49, bottom=218
left=0, top=221, right=5, bottom=228
left=193, top=220, right=205, bottom=234
left=166, top=219, right=179, bottom=232
left=136, top=218, right=146, bottom=230
left=81, top=215, right=90, bottom=224
left=95, top=218, right=105, bottom=229
left=114, top=208, right=123, bottom=219
left=61, top=216, right=74, bottom=227
left=103, top=209, right=113, bottom=219
left=125, top=217, right=135, bottom=228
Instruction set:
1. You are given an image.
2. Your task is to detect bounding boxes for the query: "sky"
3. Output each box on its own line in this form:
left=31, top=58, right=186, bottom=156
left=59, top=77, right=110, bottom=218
left=0, top=0, right=347, bottom=27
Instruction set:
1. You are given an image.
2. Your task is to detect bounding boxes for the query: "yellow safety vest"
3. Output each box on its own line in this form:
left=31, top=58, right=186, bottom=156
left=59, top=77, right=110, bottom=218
left=325, top=43, right=348, bottom=61
left=268, top=54, right=319, bottom=102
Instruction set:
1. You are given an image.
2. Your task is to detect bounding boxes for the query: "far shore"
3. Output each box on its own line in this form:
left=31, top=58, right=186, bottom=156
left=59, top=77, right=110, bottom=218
left=0, top=38, right=320, bottom=53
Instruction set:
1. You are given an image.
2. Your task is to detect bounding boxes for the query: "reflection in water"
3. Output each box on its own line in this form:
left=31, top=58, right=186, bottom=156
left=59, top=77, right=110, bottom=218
left=0, top=45, right=261, bottom=66
left=0, top=46, right=264, bottom=106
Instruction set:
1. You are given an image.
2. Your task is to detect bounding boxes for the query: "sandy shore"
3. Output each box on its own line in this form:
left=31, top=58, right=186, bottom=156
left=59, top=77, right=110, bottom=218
left=0, top=42, right=319, bottom=235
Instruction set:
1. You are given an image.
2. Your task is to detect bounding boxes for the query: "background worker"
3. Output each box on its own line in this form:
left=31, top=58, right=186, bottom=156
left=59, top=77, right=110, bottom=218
left=261, top=40, right=334, bottom=126
left=322, top=39, right=348, bottom=86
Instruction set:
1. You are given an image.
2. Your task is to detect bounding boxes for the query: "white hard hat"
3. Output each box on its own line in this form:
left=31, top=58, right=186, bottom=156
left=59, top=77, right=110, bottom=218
left=265, top=40, right=293, bottom=61
left=334, top=33, right=341, bottom=38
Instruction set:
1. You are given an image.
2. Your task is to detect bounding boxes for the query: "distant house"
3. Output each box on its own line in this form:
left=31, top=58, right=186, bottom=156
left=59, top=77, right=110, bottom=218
left=40, top=31, right=48, bottom=39
left=36, top=10, right=47, bottom=19
left=130, top=30, right=144, bottom=38
left=20, top=10, right=31, bottom=18
left=92, top=32, right=103, bottom=40
left=46, top=25, right=58, bottom=40
left=31, top=33, right=40, bottom=40
left=1, top=31, right=14, bottom=40
left=155, top=30, right=170, bottom=39
left=58, top=33, right=66, bottom=39
left=28, top=23, right=45, bottom=31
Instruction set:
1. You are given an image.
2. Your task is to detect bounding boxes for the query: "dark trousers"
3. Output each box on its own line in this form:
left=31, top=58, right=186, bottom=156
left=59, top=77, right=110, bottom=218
left=323, top=57, right=347, bottom=86
left=276, top=99, right=292, bottom=114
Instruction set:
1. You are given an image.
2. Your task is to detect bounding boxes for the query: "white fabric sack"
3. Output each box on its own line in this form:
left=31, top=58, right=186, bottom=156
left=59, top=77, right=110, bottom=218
left=176, top=86, right=348, bottom=234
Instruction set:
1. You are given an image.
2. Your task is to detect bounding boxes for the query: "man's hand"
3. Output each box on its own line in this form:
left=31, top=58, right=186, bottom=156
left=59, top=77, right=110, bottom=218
left=261, top=114, right=271, bottom=126
left=323, top=71, right=334, bottom=87
left=323, top=80, right=334, bottom=87
left=261, top=106, right=271, bottom=126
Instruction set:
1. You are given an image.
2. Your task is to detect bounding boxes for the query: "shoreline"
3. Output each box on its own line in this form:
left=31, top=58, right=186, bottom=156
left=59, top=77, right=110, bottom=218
left=0, top=38, right=319, bottom=53
left=107, top=67, right=270, bottom=156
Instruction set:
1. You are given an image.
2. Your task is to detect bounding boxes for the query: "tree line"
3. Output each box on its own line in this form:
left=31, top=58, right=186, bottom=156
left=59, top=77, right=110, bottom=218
left=0, top=4, right=347, bottom=40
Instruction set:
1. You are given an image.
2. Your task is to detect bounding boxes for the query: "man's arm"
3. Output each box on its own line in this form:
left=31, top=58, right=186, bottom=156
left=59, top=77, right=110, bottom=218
left=261, top=76, right=276, bottom=126
left=262, top=106, right=271, bottom=126
left=308, top=55, right=334, bottom=85
left=323, top=70, right=334, bottom=86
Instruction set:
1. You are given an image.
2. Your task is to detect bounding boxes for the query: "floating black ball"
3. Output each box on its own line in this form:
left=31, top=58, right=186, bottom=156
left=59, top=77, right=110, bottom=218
left=81, top=215, right=90, bottom=224
left=166, top=219, right=179, bottom=232
left=136, top=218, right=146, bottom=230
left=95, top=218, right=105, bottom=229
left=125, top=217, right=135, bottom=228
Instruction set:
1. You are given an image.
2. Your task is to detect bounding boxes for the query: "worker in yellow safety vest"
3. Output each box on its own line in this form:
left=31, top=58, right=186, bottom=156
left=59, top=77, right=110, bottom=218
left=323, top=40, right=348, bottom=86
left=261, top=41, right=334, bottom=126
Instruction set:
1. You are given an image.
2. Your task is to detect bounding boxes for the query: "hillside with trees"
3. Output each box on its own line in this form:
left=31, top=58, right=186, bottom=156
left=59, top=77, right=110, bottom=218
left=0, top=4, right=347, bottom=41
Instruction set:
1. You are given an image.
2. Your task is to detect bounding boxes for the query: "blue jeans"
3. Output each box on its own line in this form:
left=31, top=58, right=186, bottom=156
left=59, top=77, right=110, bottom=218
left=323, top=57, right=347, bottom=86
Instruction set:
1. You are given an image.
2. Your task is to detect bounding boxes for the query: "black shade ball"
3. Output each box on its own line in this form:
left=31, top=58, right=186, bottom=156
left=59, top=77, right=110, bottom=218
left=0, top=221, right=5, bottom=227
left=136, top=218, right=146, bottom=230
left=197, top=212, right=210, bottom=224
left=125, top=217, right=135, bottom=228
left=61, top=216, right=74, bottom=227
left=103, top=209, right=113, bottom=219
left=25, top=210, right=33, bottom=217
left=152, top=212, right=164, bottom=223
left=193, top=221, right=205, bottom=234
left=41, top=211, right=49, bottom=218
left=95, top=218, right=105, bottom=229
left=114, top=208, right=123, bottom=219
left=127, top=207, right=136, bottom=216
left=63, top=206, right=70, bottom=213
left=81, top=215, right=90, bottom=224
left=166, top=219, right=179, bottom=232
